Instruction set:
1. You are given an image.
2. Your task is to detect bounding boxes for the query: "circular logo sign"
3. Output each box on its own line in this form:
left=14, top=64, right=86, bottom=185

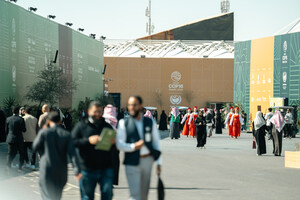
left=171, top=71, right=181, bottom=82
left=12, top=65, right=16, bottom=82
left=170, top=95, right=182, bottom=105
left=283, top=41, right=287, bottom=53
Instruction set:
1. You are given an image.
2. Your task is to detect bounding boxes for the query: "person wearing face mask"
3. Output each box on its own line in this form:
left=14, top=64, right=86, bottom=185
left=116, top=96, right=162, bottom=200
left=72, top=101, right=115, bottom=200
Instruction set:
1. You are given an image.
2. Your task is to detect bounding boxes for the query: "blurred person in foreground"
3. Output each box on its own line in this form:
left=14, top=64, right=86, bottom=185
left=117, top=96, right=162, bottom=200
left=32, top=111, right=80, bottom=200
left=103, top=104, right=120, bottom=186
left=72, top=101, right=115, bottom=200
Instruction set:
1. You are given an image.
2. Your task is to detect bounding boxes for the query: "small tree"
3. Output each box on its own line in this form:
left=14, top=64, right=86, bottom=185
left=1, top=96, right=18, bottom=116
left=95, top=94, right=115, bottom=107
left=26, top=63, right=77, bottom=108
left=155, top=89, right=163, bottom=110
left=183, top=90, right=193, bottom=105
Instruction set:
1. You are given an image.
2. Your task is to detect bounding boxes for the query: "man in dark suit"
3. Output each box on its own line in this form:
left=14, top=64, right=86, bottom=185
left=6, top=106, right=26, bottom=171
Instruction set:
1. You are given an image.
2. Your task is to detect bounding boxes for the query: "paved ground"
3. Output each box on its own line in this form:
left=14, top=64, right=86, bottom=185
left=1, top=130, right=300, bottom=200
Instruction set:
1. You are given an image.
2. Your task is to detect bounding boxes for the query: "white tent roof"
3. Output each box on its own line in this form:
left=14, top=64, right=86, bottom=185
left=274, top=17, right=300, bottom=35
left=104, top=40, right=234, bottom=58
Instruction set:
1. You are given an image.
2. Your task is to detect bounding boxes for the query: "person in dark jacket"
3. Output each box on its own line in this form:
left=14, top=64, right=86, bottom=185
left=0, top=106, right=6, bottom=142
left=158, top=110, right=168, bottom=131
left=215, top=109, right=222, bottom=134
left=72, top=101, right=115, bottom=200
left=195, top=111, right=207, bottom=148
left=6, top=106, right=26, bottom=171
left=32, top=111, right=79, bottom=200
left=64, top=111, right=72, bottom=131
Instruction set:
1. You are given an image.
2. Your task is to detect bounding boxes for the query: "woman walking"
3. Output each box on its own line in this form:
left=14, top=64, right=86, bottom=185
left=230, top=107, right=243, bottom=139
left=205, top=109, right=213, bottom=137
left=252, top=111, right=267, bottom=156
left=159, top=110, right=168, bottom=131
left=195, top=111, right=207, bottom=149
left=188, top=106, right=198, bottom=138
left=170, top=107, right=180, bottom=139
left=270, top=110, right=285, bottom=156
left=181, top=108, right=192, bottom=137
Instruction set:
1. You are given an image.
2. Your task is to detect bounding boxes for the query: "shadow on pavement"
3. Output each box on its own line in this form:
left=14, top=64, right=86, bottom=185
left=114, top=186, right=229, bottom=191
left=0, top=143, right=36, bottom=181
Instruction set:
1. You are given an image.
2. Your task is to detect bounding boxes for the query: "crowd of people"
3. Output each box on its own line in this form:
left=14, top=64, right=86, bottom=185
left=0, top=99, right=297, bottom=199
left=153, top=106, right=246, bottom=148
left=153, top=105, right=295, bottom=155
left=0, top=96, right=162, bottom=200
left=252, top=108, right=294, bottom=156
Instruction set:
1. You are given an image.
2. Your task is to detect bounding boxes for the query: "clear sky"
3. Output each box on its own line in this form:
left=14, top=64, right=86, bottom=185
left=14, top=0, right=300, bottom=41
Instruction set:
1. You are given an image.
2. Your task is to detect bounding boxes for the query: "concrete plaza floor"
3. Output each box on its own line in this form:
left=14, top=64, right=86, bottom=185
left=0, top=130, right=300, bottom=200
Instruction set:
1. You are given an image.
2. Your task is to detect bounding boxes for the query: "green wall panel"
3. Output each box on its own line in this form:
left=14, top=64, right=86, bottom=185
left=273, top=32, right=300, bottom=106
left=233, top=41, right=251, bottom=115
left=0, top=0, right=103, bottom=108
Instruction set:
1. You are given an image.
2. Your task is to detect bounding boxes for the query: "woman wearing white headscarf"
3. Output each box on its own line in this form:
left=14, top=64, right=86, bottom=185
left=252, top=111, right=267, bottom=156
left=270, top=110, right=285, bottom=156
left=170, top=107, right=180, bottom=139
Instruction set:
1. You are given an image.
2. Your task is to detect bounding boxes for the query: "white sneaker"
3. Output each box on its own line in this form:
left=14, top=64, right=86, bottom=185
left=31, top=165, right=36, bottom=170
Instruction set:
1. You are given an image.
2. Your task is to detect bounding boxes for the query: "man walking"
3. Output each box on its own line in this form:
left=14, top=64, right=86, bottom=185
left=23, top=107, right=38, bottom=169
left=38, top=104, right=50, bottom=129
left=265, top=108, right=274, bottom=140
left=33, top=111, right=79, bottom=200
left=72, top=101, right=115, bottom=200
left=241, top=111, right=247, bottom=131
left=284, top=109, right=294, bottom=138
left=117, top=96, right=162, bottom=200
left=6, top=106, right=26, bottom=171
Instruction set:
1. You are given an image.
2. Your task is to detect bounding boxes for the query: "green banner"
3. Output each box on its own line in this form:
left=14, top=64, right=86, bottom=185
left=0, top=0, right=103, bottom=108
left=233, top=40, right=251, bottom=115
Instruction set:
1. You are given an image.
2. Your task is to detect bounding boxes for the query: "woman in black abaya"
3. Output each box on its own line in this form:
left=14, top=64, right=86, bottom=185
left=252, top=111, right=267, bottom=156
left=195, top=111, right=207, bottom=149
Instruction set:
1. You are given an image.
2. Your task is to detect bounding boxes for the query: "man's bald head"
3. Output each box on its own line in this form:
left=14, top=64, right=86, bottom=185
left=42, top=104, right=49, bottom=113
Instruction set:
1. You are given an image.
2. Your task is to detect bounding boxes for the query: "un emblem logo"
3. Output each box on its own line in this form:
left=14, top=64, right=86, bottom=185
left=171, top=71, right=181, bottom=82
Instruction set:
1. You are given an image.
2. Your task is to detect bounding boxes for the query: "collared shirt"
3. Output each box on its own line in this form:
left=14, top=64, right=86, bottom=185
left=117, top=115, right=162, bottom=165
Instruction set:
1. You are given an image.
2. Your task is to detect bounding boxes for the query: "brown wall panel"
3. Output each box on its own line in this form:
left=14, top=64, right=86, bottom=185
left=104, top=57, right=233, bottom=114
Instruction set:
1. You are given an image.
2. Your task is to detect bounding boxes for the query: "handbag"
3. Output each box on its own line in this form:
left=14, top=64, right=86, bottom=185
left=252, top=138, right=256, bottom=149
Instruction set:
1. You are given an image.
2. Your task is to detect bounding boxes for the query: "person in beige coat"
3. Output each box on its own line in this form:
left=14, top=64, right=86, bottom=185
left=38, top=104, right=49, bottom=129
left=23, top=107, right=38, bottom=169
